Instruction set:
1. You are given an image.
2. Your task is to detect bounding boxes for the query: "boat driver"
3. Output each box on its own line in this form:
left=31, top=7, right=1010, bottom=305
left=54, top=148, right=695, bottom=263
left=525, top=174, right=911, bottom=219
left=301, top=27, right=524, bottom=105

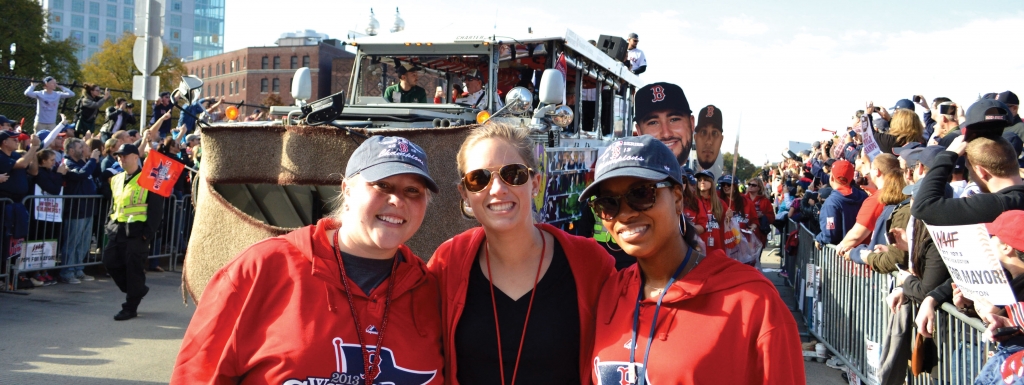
left=455, top=69, right=502, bottom=111
left=383, top=63, right=428, bottom=103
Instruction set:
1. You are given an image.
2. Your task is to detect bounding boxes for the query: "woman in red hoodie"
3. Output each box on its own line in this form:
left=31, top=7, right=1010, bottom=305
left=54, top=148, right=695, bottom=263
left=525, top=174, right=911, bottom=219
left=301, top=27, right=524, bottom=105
left=580, top=135, right=805, bottom=384
left=171, top=136, right=444, bottom=385
left=694, top=170, right=724, bottom=253
left=744, top=177, right=776, bottom=248
left=428, top=122, right=616, bottom=385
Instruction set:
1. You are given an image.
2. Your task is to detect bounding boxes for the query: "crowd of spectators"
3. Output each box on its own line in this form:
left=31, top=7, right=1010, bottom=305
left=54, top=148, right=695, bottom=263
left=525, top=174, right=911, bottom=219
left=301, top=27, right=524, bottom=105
left=1, top=77, right=204, bottom=290
left=769, top=92, right=1024, bottom=384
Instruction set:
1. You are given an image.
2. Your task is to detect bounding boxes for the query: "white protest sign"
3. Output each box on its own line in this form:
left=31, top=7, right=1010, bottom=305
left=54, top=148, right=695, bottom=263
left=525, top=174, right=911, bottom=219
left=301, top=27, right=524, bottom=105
left=865, top=339, right=880, bottom=383
left=33, top=186, right=62, bottom=222
left=17, top=240, right=57, bottom=270
left=926, top=223, right=1016, bottom=305
left=857, top=118, right=881, bottom=161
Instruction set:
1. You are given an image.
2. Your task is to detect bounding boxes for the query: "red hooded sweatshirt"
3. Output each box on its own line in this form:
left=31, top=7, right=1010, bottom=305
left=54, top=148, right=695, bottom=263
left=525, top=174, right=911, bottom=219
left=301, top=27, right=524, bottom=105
left=427, top=223, right=616, bottom=385
left=590, top=251, right=805, bottom=385
left=172, top=219, right=444, bottom=385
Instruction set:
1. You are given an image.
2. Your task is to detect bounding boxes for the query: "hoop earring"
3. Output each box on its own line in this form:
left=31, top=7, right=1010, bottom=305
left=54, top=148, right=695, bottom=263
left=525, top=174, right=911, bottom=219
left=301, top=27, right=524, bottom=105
left=679, top=219, right=686, bottom=235
left=603, top=239, right=623, bottom=252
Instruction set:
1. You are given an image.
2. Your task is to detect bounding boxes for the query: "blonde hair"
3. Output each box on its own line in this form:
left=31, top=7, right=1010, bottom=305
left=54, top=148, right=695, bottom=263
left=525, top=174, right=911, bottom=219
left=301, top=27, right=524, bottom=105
left=872, top=154, right=908, bottom=205
left=966, top=137, right=1019, bottom=178
left=747, top=177, right=769, bottom=199
left=888, top=109, right=925, bottom=146
left=456, top=122, right=538, bottom=175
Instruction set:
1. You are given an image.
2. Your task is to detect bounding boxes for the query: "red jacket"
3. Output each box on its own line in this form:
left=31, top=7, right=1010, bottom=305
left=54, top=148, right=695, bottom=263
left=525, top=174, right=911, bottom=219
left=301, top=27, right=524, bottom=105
left=172, top=219, right=444, bottom=385
left=427, top=223, right=616, bottom=385
left=697, top=196, right=724, bottom=252
left=591, top=251, right=805, bottom=384
left=746, top=193, right=776, bottom=244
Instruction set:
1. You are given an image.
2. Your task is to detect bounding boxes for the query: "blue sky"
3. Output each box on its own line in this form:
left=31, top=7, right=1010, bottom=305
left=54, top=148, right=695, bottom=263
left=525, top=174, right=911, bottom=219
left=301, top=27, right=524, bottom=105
left=225, top=1, right=1024, bottom=164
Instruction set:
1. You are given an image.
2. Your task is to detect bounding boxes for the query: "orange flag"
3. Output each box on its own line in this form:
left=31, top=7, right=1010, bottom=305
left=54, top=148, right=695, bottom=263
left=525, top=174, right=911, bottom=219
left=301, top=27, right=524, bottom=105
left=137, top=150, right=185, bottom=197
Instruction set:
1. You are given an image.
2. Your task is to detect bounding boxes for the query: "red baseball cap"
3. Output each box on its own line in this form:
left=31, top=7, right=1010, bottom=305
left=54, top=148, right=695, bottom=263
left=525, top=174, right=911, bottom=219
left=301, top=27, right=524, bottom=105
left=831, top=160, right=855, bottom=195
left=987, top=210, right=1024, bottom=252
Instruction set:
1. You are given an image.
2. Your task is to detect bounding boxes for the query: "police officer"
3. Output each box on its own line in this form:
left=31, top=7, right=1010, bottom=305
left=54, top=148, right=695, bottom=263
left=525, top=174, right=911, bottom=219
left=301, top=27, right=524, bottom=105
left=103, top=144, right=164, bottom=321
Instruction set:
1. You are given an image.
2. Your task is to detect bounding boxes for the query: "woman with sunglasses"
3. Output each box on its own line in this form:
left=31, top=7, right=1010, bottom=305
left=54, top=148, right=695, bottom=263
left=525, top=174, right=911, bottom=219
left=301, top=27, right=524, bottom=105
left=694, top=170, right=725, bottom=253
left=172, top=136, right=444, bottom=385
left=745, top=177, right=776, bottom=248
left=583, top=135, right=804, bottom=384
left=428, top=123, right=616, bottom=385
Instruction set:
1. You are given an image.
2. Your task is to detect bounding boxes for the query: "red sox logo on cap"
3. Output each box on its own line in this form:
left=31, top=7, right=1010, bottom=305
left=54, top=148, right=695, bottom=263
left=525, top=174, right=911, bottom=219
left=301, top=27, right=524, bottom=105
left=706, top=106, right=715, bottom=118
left=651, top=85, right=666, bottom=103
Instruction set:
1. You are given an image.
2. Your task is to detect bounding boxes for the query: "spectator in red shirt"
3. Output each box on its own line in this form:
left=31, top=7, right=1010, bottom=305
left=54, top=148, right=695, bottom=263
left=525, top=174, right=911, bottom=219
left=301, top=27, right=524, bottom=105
left=836, top=152, right=903, bottom=256
left=745, top=177, right=775, bottom=247
left=718, top=174, right=758, bottom=234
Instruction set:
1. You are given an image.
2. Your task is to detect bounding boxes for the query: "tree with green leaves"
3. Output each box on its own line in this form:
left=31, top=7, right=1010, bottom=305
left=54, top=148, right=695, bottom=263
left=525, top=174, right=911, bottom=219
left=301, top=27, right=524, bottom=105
left=81, top=32, right=186, bottom=103
left=723, top=152, right=759, bottom=182
left=0, top=0, right=82, bottom=81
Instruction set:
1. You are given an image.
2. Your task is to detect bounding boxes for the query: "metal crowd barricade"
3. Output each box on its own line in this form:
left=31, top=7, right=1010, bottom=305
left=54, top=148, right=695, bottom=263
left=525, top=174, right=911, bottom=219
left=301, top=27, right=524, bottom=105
left=0, top=198, right=13, bottom=291
left=792, top=221, right=993, bottom=384
left=2, top=194, right=193, bottom=290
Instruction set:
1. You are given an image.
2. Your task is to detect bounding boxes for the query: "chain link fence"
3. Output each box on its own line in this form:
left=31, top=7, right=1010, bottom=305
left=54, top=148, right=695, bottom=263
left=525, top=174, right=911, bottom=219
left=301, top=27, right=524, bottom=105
left=0, top=75, right=137, bottom=133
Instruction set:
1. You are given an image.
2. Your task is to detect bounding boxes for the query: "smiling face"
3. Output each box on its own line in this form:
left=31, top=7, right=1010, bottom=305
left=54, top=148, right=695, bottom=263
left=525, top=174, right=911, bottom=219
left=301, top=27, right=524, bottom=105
left=694, top=124, right=723, bottom=170
left=459, top=138, right=540, bottom=234
left=337, top=173, right=429, bottom=254
left=597, top=176, right=683, bottom=259
left=636, top=110, right=694, bottom=165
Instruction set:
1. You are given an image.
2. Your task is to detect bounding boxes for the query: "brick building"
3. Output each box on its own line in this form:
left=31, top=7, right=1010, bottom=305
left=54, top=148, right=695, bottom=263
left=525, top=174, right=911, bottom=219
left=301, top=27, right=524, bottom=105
left=184, top=35, right=354, bottom=115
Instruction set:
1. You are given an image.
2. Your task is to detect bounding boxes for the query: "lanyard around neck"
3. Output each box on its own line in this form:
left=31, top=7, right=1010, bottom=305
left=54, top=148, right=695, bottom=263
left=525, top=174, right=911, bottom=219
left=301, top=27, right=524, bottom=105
left=628, top=247, right=693, bottom=385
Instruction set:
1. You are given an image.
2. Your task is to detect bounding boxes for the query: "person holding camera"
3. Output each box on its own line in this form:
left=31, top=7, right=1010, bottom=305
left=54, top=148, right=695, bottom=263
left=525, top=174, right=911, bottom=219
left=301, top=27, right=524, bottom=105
left=100, top=98, right=137, bottom=143
left=74, top=83, right=111, bottom=138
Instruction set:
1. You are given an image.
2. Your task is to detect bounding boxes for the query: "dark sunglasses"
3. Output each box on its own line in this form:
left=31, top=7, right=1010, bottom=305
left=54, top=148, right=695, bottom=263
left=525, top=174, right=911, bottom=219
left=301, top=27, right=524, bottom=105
left=462, top=163, right=533, bottom=193
left=747, top=183, right=759, bottom=187
left=588, top=181, right=672, bottom=221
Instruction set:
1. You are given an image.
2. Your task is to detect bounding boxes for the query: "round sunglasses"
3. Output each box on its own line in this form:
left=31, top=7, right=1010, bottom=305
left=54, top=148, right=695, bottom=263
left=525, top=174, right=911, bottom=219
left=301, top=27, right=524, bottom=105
left=462, top=163, right=533, bottom=193
left=588, top=181, right=672, bottom=221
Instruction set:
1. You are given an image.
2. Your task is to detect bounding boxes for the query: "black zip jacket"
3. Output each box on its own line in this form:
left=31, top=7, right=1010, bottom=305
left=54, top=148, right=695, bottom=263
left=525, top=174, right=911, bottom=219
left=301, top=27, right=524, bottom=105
left=911, top=151, right=1024, bottom=225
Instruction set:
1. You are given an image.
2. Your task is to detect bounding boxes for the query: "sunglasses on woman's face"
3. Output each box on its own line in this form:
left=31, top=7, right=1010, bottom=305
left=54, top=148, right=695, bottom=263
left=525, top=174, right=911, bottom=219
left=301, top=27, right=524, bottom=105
left=462, top=163, right=533, bottom=193
left=747, top=183, right=759, bottom=188
left=589, top=181, right=672, bottom=221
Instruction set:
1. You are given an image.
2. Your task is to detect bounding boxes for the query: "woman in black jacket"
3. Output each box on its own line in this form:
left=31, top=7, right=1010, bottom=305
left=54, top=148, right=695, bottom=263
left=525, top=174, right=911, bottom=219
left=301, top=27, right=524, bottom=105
left=74, top=83, right=110, bottom=137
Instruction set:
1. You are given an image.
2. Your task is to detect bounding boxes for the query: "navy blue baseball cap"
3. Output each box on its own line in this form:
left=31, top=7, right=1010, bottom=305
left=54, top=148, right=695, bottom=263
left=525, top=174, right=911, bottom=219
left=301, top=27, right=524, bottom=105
left=718, top=174, right=735, bottom=185
left=901, top=145, right=945, bottom=170
left=633, top=82, right=691, bottom=123
left=0, top=115, right=13, bottom=125
left=997, top=91, right=1020, bottom=106
left=963, top=98, right=1013, bottom=135
left=0, top=131, right=17, bottom=142
left=892, top=141, right=923, bottom=155
left=891, top=99, right=916, bottom=111
left=346, top=136, right=438, bottom=193
left=578, top=135, right=682, bottom=202
left=695, top=169, right=715, bottom=181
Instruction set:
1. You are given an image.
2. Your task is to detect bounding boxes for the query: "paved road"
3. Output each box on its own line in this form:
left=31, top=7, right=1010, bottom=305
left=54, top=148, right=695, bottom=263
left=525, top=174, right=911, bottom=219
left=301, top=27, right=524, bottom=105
left=0, top=269, right=194, bottom=384
left=0, top=246, right=847, bottom=384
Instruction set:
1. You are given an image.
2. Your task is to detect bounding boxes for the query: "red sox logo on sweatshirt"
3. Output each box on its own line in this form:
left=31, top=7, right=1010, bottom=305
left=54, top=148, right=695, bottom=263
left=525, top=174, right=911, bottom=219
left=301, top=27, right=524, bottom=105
left=282, top=337, right=436, bottom=385
left=594, top=357, right=653, bottom=385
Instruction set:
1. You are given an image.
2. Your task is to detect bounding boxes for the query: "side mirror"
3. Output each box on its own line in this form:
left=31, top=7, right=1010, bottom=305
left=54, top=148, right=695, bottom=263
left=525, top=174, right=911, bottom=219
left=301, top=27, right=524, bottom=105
left=503, top=87, right=533, bottom=114
left=291, top=67, right=312, bottom=103
left=550, top=105, right=573, bottom=128
left=537, top=69, right=564, bottom=105
left=174, top=75, right=204, bottom=105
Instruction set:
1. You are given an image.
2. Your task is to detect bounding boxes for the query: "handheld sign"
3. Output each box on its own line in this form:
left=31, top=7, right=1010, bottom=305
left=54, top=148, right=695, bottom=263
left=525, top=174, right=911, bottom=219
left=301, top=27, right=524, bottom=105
left=857, top=116, right=882, bottom=161
left=926, top=223, right=1016, bottom=305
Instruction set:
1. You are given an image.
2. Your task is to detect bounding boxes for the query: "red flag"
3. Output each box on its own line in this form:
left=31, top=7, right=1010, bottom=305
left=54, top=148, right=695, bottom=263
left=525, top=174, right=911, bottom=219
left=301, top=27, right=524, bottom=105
left=554, top=52, right=567, bottom=79
left=137, top=150, right=185, bottom=197
left=554, top=52, right=568, bottom=104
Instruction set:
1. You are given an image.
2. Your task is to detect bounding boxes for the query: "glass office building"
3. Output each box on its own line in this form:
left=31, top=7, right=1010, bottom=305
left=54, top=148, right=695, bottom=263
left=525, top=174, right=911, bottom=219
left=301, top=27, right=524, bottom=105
left=192, top=0, right=224, bottom=60
left=40, top=0, right=225, bottom=62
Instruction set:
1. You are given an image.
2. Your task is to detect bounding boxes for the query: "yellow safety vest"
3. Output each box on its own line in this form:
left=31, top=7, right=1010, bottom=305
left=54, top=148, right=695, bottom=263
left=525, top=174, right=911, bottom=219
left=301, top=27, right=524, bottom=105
left=110, top=172, right=148, bottom=223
